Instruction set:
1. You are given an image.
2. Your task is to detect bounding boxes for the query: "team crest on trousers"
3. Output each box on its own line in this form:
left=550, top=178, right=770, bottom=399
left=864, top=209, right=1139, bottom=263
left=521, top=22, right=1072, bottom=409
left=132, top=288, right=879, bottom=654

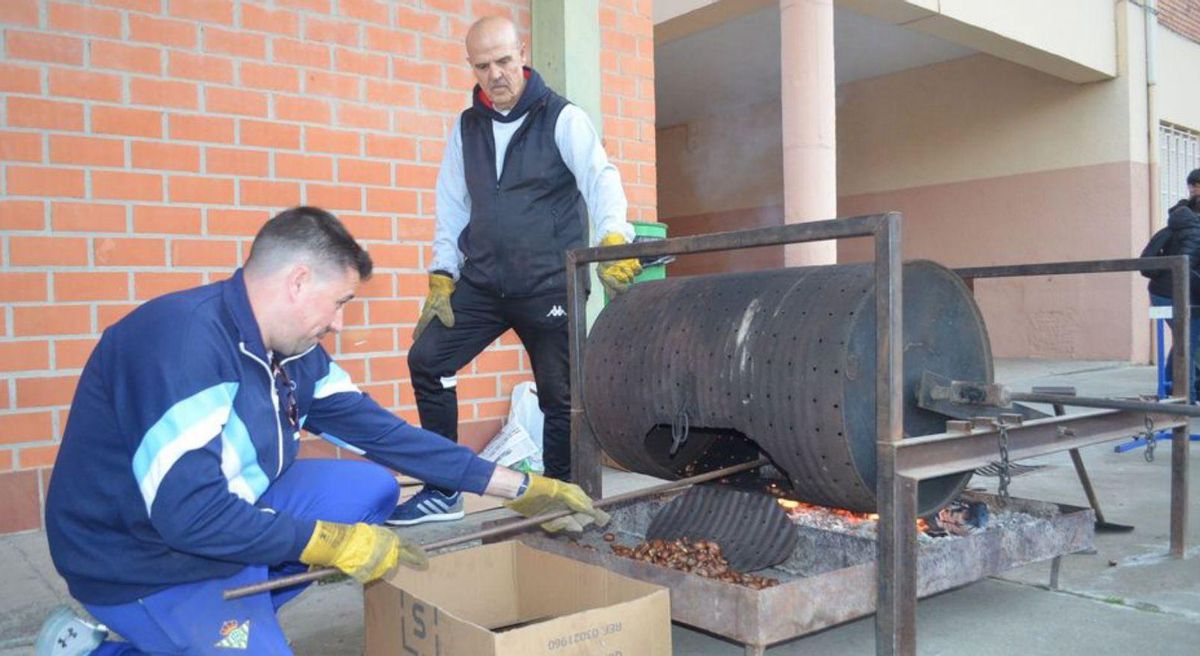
left=215, top=619, right=250, bottom=650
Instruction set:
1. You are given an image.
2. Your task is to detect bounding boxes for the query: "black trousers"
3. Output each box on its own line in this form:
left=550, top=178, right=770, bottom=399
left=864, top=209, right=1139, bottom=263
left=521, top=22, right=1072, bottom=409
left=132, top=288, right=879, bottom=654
left=408, top=279, right=572, bottom=480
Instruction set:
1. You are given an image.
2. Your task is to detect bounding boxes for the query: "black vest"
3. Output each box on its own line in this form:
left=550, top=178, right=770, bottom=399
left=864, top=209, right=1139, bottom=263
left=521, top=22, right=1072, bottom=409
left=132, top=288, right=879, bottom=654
left=458, top=89, right=588, bottom=297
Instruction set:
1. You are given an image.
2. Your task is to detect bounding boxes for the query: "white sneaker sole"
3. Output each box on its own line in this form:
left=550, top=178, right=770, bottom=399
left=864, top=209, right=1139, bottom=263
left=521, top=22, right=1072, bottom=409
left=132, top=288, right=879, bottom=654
left=385, top=509, right=465, bottom=526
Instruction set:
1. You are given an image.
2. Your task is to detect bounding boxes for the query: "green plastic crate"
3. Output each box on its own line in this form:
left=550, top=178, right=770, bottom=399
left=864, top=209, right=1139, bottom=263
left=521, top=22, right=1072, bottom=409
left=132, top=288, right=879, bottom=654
left=604, top=221, right=668, bottom=304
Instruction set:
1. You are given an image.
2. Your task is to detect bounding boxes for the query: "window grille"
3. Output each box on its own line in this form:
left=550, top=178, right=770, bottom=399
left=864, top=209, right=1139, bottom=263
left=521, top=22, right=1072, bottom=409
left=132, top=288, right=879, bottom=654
left=1160, top=122, right=1200, bottom=221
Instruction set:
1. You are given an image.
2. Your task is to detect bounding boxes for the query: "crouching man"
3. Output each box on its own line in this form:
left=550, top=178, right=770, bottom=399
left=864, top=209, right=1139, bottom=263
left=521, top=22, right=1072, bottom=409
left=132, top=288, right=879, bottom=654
left=35, top=206, right=604, bottom=655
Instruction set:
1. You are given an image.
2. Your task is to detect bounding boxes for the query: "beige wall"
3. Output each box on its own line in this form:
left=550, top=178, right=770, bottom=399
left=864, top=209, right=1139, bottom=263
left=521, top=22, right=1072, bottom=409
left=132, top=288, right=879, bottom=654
left=838, top=53, right=1138, bottom=196
left=1157, top=24, right=1200, bottom=131
left=658, top=51, right=1154, bottom=359
left=837, top=41, right=1151, bottom=360
left=654, top=2, right=1186, bottom=361
left=839, top=163, right=1151, bottom=360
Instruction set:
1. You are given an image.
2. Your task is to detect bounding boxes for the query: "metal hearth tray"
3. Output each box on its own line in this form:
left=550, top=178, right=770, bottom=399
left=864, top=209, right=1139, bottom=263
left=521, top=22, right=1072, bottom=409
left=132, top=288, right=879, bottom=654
left=514, top=490, right=1093, bottom=654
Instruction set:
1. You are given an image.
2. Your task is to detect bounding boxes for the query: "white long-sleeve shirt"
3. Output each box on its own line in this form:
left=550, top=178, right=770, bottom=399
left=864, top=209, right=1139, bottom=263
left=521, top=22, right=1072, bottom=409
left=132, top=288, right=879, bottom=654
left=430, top=104, right=635, bottom=278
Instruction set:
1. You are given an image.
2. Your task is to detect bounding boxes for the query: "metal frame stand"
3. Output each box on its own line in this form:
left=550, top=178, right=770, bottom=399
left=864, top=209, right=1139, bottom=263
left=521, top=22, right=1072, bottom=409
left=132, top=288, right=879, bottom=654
left=1118, top=313, right=1200, bottom=453
left=565, top=217, right=1194, bottom=656
left=953, top=257, right=1191, bottom=561
left=1031, top=393, right=1135, bottom=533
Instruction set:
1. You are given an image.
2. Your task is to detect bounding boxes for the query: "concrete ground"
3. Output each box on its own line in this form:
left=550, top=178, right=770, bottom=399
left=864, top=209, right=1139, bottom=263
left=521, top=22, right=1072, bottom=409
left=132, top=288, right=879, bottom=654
left=2, top=359, right=1197, bottom=654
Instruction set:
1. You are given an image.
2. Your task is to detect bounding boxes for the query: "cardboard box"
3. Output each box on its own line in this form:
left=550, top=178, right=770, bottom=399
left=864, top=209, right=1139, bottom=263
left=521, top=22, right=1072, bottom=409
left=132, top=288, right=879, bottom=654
left=365, top=541, right=671, bottom=655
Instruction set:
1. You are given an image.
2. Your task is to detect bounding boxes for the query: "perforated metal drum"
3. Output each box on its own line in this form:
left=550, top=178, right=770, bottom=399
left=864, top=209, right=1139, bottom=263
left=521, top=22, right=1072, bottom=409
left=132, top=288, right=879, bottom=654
left=583, top=260, right=990, bottom=514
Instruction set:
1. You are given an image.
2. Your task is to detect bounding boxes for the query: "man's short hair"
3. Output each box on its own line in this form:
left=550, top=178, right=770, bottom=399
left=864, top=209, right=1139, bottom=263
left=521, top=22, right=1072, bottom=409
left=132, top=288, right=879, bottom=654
left=1187, top=168, right=1200, bottom=187
left=245, top=206, right=373, bottom=280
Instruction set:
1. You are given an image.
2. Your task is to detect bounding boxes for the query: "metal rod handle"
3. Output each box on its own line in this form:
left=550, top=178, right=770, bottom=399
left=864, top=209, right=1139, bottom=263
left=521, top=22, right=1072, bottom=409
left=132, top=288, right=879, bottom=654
left=222, top=459, right=767, bottom=600
left=1012, top=392, right=1200, bottom=417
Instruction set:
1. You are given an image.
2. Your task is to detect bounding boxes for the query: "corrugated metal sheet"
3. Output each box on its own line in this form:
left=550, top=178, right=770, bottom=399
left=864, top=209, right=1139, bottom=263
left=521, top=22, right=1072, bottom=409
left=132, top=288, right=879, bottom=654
left=646, top=484, right=798, bottom=572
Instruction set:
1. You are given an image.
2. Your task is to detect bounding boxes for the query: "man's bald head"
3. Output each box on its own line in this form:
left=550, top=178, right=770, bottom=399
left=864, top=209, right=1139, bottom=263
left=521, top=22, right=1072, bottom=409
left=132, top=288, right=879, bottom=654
left=465, top=16, right=526, bottom=111
left=466, top=15, right=519, bottom=53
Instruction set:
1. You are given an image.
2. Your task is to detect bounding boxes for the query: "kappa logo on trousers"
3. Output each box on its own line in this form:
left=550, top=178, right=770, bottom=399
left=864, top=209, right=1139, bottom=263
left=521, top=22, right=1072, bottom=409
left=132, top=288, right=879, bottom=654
left=546, top=305, right=566, bottom=318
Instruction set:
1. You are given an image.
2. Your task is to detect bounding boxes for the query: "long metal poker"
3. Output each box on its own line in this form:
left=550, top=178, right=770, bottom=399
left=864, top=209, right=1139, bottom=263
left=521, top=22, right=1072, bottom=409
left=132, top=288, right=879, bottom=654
left=223, top=458, right=768, bottom=600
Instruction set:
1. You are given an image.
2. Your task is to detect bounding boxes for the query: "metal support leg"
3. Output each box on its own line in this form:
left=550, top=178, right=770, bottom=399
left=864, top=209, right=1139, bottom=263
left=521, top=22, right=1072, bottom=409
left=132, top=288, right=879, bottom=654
left=1049, top=556, right=1062, bottom=590
left=1170, top=423, right=1189, bottom=557
left=876, top=472, right=918, bottom=656
left=1048, top=401, right=1134, bottom=533
left=1068, top=450, right=1105, bottom=521
left=874, top=213, right=911, bottom=655
left=1068, top=449, right=1132, bottom=532
left=1169, top=257, right=1190, bottom=558
left=572, top=412, right=601, bottom=498
left=566, top=254, right=602, bottom=497
left=744, top=645, right=766, bottom=656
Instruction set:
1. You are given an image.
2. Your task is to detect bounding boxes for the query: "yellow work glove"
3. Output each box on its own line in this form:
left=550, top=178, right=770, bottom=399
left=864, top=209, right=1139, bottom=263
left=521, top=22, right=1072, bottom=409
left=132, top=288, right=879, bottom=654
left=504, top=474, right=611, bottom=534
left=299, top=521, right=428, bottom=583
left=413, top=273, right=455, bottom=340
left=596, top=233, right=643, bottom=297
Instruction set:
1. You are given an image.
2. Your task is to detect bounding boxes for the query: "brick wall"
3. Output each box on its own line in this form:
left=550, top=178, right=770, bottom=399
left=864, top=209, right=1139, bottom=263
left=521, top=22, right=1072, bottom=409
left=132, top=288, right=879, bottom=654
left=1160, top=0, right=1200, bottom=43
left=0, top=0, right=656, bottom=535
left=600, top=0, right=656, bottom=222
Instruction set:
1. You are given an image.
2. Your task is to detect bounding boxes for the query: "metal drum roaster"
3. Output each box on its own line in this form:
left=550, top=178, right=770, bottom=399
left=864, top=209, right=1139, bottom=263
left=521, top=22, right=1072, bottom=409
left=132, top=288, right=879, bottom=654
left=583, top=260, right=992, bottom=515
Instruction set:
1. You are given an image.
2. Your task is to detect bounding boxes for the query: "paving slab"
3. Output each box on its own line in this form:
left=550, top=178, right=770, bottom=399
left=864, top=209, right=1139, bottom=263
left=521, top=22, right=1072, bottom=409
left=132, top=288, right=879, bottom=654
left=669, top=578, right=1200, bottom=655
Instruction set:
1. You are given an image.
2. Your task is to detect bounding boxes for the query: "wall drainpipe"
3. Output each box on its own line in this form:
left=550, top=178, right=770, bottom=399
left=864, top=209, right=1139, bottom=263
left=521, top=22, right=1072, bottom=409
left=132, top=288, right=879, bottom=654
left=1146, top=0, right=1159, bottom=232
left=1144, top=0, right=1160, bottom=366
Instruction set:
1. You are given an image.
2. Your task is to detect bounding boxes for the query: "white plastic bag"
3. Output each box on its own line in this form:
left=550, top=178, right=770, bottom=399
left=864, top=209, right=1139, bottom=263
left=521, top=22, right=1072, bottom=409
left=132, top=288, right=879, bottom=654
left=477, top=421, right=539, bottom=468
left=479, top=382, right=544, bottom=472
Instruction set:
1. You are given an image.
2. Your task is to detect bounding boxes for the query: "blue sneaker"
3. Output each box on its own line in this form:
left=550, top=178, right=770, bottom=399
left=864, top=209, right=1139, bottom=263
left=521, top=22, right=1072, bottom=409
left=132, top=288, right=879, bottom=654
left=35, top=606, right=107, bottom=656
left=386, top=487, right=464, bottom=526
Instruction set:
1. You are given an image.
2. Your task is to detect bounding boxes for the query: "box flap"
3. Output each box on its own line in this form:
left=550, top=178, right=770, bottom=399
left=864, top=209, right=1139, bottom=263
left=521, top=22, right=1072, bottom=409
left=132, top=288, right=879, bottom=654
left=513, top=542, right=664, bottom=620
left=369, top=541, right=673, bottom=656
left=385, top=541, right=521, bottom=629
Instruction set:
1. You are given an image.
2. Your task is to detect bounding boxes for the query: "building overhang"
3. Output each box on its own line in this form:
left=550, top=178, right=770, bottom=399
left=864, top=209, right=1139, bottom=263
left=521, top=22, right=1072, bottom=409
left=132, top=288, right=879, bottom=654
left=657, top=0, right=1118, bottom=86
left=837, top=0, right=1118, bottom=83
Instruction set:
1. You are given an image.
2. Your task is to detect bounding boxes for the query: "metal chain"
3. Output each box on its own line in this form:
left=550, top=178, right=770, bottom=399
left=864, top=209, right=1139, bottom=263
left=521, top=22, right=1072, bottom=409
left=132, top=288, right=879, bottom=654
left=1143, top=415, right=1157, bottom=463
left=996, top=421, right=1011, bottom=503
left=670, top=408, right=690, bottom=456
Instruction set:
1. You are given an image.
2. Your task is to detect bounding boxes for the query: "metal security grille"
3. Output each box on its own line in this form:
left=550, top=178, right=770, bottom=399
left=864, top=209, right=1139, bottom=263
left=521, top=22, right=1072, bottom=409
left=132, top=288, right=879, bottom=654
left=1160, top=122, right=1200, bottom=219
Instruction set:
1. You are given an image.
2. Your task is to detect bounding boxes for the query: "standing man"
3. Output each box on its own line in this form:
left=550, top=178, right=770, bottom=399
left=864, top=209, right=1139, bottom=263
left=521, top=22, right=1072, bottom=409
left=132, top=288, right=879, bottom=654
left=391, top=15, right=641, bottom=526
left=35, top=207, right=607, bottom=656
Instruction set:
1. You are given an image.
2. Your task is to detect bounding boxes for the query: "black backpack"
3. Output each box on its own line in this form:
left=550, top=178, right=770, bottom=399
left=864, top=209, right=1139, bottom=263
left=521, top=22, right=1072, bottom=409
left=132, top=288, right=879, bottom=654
left=1140, top=226, right=1174, bottom=279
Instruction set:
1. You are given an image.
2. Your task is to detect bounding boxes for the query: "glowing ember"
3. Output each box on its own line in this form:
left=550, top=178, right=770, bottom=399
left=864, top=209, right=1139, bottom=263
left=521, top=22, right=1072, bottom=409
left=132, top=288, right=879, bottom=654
left=775, top=498, right=875, bottom=522
left=776, top=498, right=930, bottom=533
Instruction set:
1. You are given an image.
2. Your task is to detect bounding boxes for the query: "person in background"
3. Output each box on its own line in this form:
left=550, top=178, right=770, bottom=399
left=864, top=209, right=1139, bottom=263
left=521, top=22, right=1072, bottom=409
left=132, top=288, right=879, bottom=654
left=392, top=15, right=641, bottom=526
left=1142, top=168, right=1200, bottom=400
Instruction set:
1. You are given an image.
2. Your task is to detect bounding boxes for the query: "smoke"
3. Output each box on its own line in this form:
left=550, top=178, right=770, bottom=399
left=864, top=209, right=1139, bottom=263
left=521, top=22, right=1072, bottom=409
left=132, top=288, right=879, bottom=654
left=657, top=100, right=785, bottom=219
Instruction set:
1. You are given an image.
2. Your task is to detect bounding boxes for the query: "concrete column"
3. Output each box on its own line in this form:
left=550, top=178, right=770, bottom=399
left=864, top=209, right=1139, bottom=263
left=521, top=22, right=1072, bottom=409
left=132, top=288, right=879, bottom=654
left=531, top=0, right=606, bottom=327
left=780, top=0, right=837, bottom=266
left=532, top=0, right=601, bottom=128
